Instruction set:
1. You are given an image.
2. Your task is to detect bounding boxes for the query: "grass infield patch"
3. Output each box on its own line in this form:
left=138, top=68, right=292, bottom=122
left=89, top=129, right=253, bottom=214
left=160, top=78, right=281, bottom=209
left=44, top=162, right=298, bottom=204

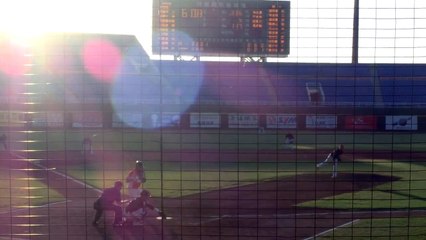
left=322, top=217, right=426, bottom=239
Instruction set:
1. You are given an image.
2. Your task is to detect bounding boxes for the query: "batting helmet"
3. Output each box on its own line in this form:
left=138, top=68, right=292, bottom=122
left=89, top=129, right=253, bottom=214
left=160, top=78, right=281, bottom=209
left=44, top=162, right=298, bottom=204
left=114, top=181, right=123, bottom=188
left=135, top=160, right=144, bottom=169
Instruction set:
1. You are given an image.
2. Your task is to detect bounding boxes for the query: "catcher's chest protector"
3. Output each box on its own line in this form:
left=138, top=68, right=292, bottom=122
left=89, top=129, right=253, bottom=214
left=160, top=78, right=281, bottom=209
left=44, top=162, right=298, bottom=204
left=126, top=198, right=145, bottom=212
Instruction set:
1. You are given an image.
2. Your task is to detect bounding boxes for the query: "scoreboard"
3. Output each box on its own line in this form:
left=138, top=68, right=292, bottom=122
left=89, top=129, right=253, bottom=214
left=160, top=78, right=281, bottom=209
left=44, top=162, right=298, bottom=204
left=152, top=0, right=290, bottom=57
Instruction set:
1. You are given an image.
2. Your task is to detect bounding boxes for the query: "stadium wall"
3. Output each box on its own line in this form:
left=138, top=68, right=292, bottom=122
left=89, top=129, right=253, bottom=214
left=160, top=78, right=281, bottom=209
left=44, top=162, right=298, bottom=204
left=1, top=33, right=426, bottom=132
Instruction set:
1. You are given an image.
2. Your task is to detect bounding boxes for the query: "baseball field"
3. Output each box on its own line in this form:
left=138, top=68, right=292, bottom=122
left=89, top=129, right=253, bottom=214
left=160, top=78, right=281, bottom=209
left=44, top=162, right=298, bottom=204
left=0, top=129, right=425, bottom=239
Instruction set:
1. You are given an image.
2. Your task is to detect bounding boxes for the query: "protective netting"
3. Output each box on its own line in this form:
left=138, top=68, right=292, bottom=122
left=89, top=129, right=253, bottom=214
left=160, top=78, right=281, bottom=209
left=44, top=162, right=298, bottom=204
left=0, top=1, right=425, bottom=239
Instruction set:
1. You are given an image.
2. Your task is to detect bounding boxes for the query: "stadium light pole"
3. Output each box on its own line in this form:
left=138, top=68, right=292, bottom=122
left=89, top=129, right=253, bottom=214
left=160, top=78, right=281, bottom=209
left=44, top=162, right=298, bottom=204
left=353, top=0, right=383, bottom=104
left=352, top=0, right=359, bottom=64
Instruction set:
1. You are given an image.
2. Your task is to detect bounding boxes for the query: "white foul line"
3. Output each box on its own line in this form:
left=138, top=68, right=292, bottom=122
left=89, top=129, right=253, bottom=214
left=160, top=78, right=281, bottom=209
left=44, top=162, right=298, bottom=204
left=304, top=219, right=360, bottom=240
left=12, top=153, right=101, bottom=194
left=0, top=153, right=102, bottom=215
left=0, top=200, right=71, bottom=214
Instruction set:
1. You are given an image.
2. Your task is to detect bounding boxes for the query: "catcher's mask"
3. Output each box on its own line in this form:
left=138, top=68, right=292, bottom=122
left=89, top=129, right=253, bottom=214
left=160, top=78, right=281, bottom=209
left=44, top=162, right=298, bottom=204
left=135, top=160, right=144, bottom=169
left=140, top=189, right=151, bottom=198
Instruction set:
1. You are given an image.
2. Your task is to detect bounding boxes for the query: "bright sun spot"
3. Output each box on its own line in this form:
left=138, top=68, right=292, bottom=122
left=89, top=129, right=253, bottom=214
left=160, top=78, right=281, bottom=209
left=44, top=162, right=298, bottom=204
left=0, top=0, right=423, bottom=63
left=0, top=0, right=152, bottom=52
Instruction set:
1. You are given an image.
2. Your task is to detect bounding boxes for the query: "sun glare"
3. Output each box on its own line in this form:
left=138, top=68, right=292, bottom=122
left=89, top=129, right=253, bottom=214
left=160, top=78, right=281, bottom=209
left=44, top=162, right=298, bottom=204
left=0, top=2, right=50, bottom=37
left=0, top=0, right=152, bottom=49
left=0, top=0, right=422, bottom=63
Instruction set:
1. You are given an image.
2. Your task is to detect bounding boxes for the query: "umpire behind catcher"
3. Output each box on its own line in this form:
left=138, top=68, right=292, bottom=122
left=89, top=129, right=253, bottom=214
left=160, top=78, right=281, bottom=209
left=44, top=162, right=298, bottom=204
left=92, top=181, right=124, bottom=227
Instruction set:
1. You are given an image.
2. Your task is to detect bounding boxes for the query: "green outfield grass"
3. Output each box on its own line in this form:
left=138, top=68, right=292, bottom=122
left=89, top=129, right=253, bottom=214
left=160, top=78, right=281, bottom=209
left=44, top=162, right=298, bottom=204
left=23, top=129, right=426, bottom=204
left=66, top=160, right=306, bottom=198
left=320, top=217, right=426, bottom=239
left=22, top=129, right=426, bottom=152
left=299, top=159, right=426, bottom=210
left=66, top=155, right=426, bottom=211
left=19, top=129, right=426, bottom=213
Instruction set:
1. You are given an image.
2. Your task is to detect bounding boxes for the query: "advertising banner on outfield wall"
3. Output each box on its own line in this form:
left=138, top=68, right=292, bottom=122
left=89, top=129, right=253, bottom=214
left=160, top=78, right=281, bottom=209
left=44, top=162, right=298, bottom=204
left=0, top=111, right=27, bottom=127
left=266, top=114, right=297, bottom=129
left=385, top=115, right=418, bottom=130
left=190, top=113, right=220, bottom=128
left=150, top=112, right=181, bottom=128
left=31, top=112, right=64, bottom=128
left=228, top=113, right=259, bottom=128
left=112, top=112, right=180, bottom=128
left=344, top=116, right=377, bottom=130
left=306, top=115, right=337, bottom=129
left=112, top=112, right=143, bottom=128
left=72, top=111, right=103, bottom=128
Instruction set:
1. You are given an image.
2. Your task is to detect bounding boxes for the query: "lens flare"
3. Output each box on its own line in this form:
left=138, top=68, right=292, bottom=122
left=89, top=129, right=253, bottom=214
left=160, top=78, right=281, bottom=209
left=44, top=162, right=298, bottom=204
left=110, top=46, right=204, bottom=129
left=0, top=39, right=28, bottom=77
left=82, top=39, right=122, bottom=83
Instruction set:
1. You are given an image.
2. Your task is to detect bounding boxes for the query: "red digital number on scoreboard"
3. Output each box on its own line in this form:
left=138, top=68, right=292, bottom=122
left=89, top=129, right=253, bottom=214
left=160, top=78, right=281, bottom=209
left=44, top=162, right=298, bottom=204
left=152, top=0, right=290, bottom=57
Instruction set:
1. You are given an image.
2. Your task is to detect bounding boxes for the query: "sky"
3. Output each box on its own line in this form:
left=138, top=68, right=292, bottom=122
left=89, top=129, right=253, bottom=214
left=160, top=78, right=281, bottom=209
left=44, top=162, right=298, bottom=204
left=0, top=0, right=424, bottom=63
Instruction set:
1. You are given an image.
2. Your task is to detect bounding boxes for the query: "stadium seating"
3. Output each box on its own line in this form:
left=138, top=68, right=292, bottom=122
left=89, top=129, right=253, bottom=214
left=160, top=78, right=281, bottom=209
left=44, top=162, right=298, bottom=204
left=1, top=33, right=426, bottom=108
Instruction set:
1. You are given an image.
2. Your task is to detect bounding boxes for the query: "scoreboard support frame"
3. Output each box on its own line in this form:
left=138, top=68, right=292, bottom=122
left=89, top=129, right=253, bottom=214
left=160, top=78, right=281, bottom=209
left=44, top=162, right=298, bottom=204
left=173, top=55, right=201, bottom=62
left=240, top=57, right=267, bottom=63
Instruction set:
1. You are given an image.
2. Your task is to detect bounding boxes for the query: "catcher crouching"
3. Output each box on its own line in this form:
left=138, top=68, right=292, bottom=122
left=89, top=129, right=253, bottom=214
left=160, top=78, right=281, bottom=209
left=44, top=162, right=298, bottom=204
left=123, top=189, right=166, bottom=226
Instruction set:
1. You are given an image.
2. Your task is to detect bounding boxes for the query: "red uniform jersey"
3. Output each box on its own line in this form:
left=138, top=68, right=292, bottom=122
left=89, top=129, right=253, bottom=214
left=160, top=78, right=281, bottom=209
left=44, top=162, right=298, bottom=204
left=126, top=169, right=145, bottom=189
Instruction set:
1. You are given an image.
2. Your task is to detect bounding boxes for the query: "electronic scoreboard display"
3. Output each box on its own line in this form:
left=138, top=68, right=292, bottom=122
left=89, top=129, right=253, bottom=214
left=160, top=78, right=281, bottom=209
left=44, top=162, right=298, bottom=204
left=152, top=0, right=290, bottom=57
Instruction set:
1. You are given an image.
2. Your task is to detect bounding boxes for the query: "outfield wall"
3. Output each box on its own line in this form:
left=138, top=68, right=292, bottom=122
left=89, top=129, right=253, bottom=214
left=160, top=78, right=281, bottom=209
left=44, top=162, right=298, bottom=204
left=0, top=33, right=425, bottom=132
left=19, top=111, right=425, bottom=132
